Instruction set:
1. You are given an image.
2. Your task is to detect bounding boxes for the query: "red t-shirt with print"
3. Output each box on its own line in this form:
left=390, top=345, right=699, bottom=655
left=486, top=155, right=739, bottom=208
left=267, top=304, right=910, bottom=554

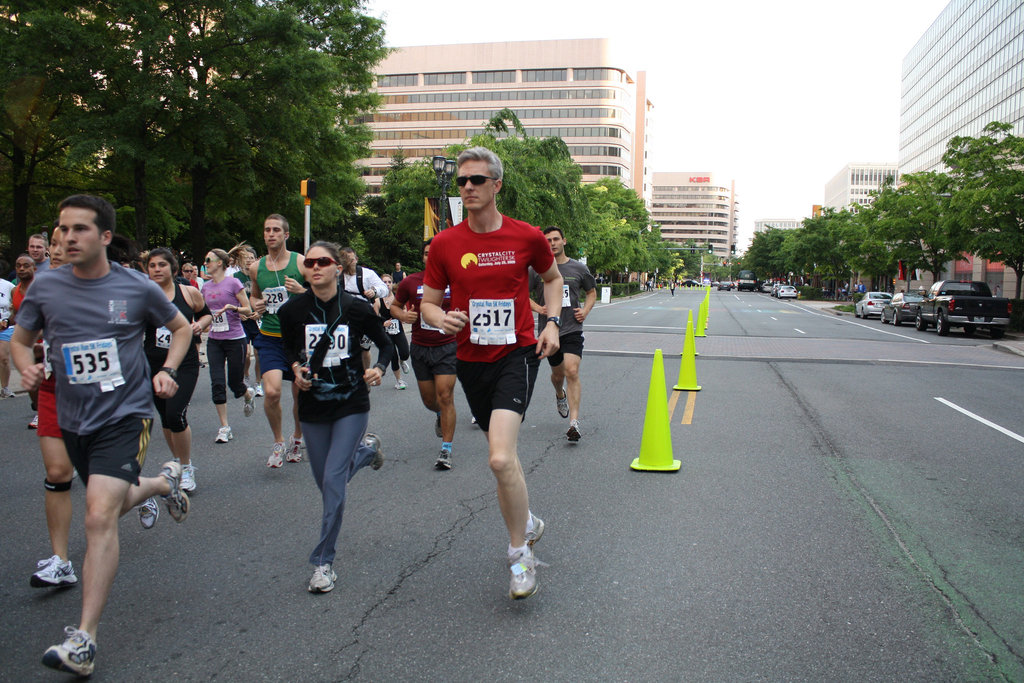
left=393, top=271, right=455, bottom=347
left=423, top=215, right=554, bottom=363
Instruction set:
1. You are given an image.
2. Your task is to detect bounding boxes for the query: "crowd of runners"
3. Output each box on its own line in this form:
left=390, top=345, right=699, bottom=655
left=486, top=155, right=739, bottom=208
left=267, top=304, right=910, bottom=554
left=3, top=147, right=601, bottom=677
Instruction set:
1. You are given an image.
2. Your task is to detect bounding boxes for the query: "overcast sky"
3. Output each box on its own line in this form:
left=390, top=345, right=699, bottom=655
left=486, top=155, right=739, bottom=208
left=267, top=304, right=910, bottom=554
left=364, top=0, right=952, bottom=246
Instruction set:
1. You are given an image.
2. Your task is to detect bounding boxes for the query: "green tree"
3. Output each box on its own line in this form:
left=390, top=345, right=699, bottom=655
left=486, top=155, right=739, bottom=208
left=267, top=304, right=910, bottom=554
left=743, top=227, right=789, bottom=280
left=944, top=121, right=1024, bottom=298
left=863, top=171, right=962, bottom=283
left=0, top=2, right=96, bottom=254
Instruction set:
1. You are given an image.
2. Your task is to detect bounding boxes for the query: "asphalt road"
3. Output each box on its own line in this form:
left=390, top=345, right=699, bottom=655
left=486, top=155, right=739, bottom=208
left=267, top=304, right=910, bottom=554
left=2, top=288, right=1022, bottom=681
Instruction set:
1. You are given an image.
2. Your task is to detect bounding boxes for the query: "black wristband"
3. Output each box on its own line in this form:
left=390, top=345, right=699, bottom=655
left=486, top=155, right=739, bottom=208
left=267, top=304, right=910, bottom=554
left=159, top=366, right=178, bottom=381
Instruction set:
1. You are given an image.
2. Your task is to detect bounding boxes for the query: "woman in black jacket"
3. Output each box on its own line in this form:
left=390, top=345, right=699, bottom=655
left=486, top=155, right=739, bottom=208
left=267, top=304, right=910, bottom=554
left=278, top=241, right=394, bottom=594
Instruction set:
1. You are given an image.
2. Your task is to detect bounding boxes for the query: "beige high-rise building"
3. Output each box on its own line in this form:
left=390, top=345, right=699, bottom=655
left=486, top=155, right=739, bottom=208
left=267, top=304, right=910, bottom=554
left=650, top=172, right=739, bottom=256
left=359, top=39, right=652, bottom=198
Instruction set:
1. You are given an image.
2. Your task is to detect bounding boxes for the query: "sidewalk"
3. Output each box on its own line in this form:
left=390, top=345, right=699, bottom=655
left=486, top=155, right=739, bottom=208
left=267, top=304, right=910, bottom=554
left=796, top=297, right=1024, bottom=357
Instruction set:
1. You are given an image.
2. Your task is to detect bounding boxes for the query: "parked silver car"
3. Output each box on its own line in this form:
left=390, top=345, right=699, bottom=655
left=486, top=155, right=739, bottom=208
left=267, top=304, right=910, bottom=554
left=881, top=292, right=924, bottom=325
left=854, top=291, right=892, bottom=319
left=777, top=285, right=798, bottom=299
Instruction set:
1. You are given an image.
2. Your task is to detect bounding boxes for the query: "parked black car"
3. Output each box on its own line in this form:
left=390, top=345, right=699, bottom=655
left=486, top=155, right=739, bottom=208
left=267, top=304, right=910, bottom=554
left=881, top=292, right=924, bottom=326
left=915, top=280, right=1010, bottom=338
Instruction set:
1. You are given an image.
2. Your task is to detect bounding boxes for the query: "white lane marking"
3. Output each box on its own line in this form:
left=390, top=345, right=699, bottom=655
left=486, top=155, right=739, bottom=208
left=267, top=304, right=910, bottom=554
left=770, top=316, right=778, bottom=320
left=934, top=397, right=1024, bottom=445
left=594, top=293, right=658, bottom=308
left=794, top=328, right=806, bottom=334
left=588, top=324, right=683, bottom=331
left=783, top=301, right=931, bottom=344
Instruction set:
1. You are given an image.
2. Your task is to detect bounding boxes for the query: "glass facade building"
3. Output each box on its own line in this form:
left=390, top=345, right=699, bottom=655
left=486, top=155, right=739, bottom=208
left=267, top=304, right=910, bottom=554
left=900, top=0, right=1023, bottom=295
left=899, top=1, right=1024, bottom=173
left=358, top=39, right=651, bottom=198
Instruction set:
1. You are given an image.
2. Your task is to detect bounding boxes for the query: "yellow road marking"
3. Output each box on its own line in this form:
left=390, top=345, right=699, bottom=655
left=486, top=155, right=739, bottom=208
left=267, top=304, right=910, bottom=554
left=681, top=391, right=696, bottom=424
left=668, top=390, right=680, bottom=420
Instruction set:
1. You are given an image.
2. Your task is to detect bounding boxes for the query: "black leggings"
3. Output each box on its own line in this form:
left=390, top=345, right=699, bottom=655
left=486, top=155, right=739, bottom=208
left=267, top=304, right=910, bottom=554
left=207, top=337, right=247, bottom=404
left=388, top=331, right=409, bottom=372
left=150, top=359, right=200, bottom=433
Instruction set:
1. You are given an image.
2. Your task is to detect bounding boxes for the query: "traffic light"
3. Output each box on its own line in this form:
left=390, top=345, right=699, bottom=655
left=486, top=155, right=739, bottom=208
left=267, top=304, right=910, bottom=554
left=706, top=243, right=713, bottom=254
left=730, top=243, right=736, bottom=255
left=300, top=178, right=317, bottom=201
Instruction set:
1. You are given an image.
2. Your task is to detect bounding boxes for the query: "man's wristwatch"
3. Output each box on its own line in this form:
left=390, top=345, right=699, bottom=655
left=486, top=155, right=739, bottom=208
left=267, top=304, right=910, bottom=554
left=546, top=316, right=561, bottom=328
left=159, top=367, right=178, bottom=381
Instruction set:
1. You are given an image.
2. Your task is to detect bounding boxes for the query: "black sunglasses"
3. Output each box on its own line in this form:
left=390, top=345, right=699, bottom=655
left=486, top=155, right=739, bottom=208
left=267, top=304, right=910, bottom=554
left=455, top=175, right=498, bottom=187
left=204, top=256, right=219, bottom=263
left=303, top=256, right=336, bottom=269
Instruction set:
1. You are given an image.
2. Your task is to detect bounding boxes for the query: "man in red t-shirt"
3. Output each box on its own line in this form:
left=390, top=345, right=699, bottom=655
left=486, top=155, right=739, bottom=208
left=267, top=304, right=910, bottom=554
left=391, top=238, right=459, bottom=470
left=421, top=146, right=563, bottom=600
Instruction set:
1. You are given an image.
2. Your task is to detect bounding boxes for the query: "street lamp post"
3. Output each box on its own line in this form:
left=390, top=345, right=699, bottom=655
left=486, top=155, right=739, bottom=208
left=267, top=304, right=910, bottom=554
left=432, top=155, right=457, bottom=232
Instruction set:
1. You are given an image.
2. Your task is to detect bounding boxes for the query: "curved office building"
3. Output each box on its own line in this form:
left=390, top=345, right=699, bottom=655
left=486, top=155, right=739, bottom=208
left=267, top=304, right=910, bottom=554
left=359, top=39, right=651, bottom=198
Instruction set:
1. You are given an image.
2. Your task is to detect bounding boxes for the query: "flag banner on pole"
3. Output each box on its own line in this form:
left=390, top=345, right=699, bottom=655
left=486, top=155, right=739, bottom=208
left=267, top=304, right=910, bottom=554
left=424, top=198, right=439, bottom=241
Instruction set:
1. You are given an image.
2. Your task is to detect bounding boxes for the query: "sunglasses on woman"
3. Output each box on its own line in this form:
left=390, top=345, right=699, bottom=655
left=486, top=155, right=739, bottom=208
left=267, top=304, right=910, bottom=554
left=303, top=256, right=336, bottom=268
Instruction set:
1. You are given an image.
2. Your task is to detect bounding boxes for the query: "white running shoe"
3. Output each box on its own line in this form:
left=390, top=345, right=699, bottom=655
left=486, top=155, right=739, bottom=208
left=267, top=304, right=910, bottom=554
left=31, top=555, right=78, bottom=588
left=0, top=387, right=14, bottom=398
left=138, top=497, right=160, bottom=529
left=180, top=463, right=196, bottom=492
left=401, top=360, right=411, bottom=375
left=28, top=413, right=39, bottom=429
left=308, top=564, right=336, bottom=593
left=525, top=513, right=545, bottom=547
left=42, top=626, right=96, bottom=676
left=556, top=392, right=569, bottom=418
left=395, top=379, right=407, bottom=390
left=243, top=387, right=256, bottom=417
left=286, top=439, right=303, bottom=463
left=508, top=546, right=539, bottom=600
left=254, top=383, right=264, bottom=397
left=268, top=442, right=285, bottom=468
left=215, top=426, right=233, bottom=443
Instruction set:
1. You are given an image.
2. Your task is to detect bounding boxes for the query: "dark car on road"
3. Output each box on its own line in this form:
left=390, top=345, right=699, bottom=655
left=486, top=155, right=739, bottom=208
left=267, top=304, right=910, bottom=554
left=881, top=292, right=924, bottom=326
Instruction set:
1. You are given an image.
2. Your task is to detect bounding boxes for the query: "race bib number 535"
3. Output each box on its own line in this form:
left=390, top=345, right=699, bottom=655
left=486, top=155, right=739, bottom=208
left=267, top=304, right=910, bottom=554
left=62, top=338, right=124, bottom=390
left=469, top=299, right=516, bottom=346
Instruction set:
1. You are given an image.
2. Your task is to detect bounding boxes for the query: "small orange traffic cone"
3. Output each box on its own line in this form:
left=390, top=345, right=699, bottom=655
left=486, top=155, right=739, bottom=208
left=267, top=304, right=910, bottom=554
left=673, top=317, right=702, bottom=392
left=631, top=349, right=681, bottom=472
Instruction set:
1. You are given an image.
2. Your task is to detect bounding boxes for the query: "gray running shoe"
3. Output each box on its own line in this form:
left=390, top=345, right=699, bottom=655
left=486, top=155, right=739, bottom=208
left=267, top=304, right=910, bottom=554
left=365, top=433, right=384, bottom=470
left=508, top=546, right=539, bottom=600
left=308, top=564, right=337, bottom=593
left=566, top=419, right=581, bottom=442
left=525, top=513, right=545, bottom=547
left=401, top=359, right=411, bottom=375
left=215, top=425, right=233, bottom=443
left=556, top=393, right=569, bottom=418
left=31, top=555, right=78, bottom=588
left=139, top=497, right=160, bottom=529
left=42, top=626, right=96, bottom=676
left=243, top=387, right=256, bottom=417
left=160, top=461, right=190, bottom=523
left=434, top=413, right=443, bottom=438
left=435, top=448, right=452, bottom=470
left=180, top=463, right=196, bottom=492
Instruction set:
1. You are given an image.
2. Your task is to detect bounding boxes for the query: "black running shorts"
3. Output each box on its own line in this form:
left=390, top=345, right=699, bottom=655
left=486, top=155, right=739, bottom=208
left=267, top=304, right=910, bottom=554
left=62, top=416, right=153, bottom=484
left=456, top=345, right=539, bottom=432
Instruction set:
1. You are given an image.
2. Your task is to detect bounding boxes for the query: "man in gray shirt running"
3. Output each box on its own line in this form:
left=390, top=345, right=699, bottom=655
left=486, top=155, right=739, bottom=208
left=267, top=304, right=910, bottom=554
left=530, top=226, right=596, bottom=442
left=12, top=194, right=193, bottom=677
